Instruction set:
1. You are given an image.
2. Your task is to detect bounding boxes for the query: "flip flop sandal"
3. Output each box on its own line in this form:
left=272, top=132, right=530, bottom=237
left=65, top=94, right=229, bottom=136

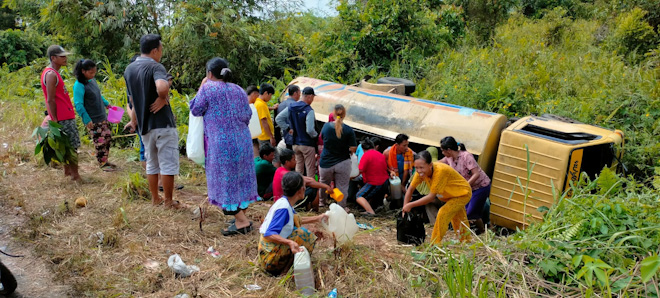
left=101, top=164, right=117, bottom=172
left=159, top=185, right=185, bottom=192
left=165, top=200, right=186, bottom=210
left=222, top=222, right=254, bottom=236
left=359, top=212, right=377, bottom=218
left=226, top=218, right=236, bottom=225
left=152, top=196, right=165, bottom=206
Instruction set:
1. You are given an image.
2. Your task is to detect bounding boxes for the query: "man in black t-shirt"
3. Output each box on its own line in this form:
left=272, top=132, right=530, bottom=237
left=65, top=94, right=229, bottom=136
left=124, top=34, right=183, bottom=210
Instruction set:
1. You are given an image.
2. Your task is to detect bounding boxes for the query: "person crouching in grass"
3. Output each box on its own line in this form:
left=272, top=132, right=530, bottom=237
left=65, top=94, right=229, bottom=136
left=258, top=171, right=327, bottom=275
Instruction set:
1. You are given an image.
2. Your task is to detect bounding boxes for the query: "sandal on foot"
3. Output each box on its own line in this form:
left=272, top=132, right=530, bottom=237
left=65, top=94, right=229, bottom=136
left=152, top=196, right=165, bottom=206
left=359, top=212, right=377, bottom=218
left=101, top=164, right=117, bottom=172
left=165, top=200, right=186, bottom=210
left=222, top=222, right=253, bottom=236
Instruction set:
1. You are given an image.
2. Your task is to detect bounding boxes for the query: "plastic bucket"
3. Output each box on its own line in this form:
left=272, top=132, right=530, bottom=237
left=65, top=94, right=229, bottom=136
left=107, top=106, right=125, bottom=123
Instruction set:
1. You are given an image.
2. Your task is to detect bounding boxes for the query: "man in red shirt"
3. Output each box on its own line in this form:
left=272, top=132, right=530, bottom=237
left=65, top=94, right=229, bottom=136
left=356, top=138, right=390, bottom=215
left=41, top=45, right=81, bottom=181
left=273, top=148, right=331, bottom=211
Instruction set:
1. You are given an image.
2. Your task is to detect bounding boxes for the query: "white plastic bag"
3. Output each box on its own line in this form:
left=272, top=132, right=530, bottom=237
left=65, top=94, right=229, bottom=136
left=167, top=254, right=200, bottom=278
left=186, top=111, right=205, bottom=165
left=349, top=153, right=359, bottom=178
left=248, top=104, right=261, bottom=138
left=322, top=203, right=359, bottom=245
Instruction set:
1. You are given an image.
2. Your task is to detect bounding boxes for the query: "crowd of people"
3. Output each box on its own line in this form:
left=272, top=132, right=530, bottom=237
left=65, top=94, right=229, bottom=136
left=40, top=34, right=493, bottom=277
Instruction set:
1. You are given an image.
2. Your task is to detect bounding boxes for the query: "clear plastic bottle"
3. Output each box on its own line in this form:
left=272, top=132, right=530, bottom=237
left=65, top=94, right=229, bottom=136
left=293, top=247, right=315, bottom=295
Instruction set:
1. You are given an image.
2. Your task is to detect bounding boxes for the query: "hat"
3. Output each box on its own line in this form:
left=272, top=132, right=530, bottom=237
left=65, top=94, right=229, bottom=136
left=302, top=87, right=315, bottom=95
left=47, top=45, right=71, bottom=58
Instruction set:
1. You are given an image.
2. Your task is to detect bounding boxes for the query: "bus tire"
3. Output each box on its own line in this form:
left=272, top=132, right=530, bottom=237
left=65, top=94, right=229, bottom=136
left=0, top=260, right=17, bottom=295
left=377, top=77, right=416, bottom=95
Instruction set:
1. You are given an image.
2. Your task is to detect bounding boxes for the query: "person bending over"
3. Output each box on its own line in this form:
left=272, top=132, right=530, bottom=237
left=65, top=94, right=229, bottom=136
left=257, top=172, right=327, bottom=275
left=355, top=138, right=390, bottom=215
left=402, top=151, right=472, bottom=244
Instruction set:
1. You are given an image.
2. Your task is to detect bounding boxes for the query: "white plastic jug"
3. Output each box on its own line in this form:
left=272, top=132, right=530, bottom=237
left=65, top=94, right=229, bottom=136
left=389, top=176, right=402, bottom=200
left=248, top=104, right=261, bottom=138
left=349, top=153, right=359, bottom=178
left=322, top=203, right=358, bottom=245
left=293, top=247, right=315, bottom=295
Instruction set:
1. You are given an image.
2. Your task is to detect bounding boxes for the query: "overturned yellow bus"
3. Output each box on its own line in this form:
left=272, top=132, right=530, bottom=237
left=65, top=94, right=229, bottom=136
left=280, top=77, right=624, bottom=230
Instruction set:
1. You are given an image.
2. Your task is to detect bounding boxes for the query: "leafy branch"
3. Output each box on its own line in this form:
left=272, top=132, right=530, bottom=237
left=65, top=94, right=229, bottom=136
left=32, top=121, right=77, bottom=165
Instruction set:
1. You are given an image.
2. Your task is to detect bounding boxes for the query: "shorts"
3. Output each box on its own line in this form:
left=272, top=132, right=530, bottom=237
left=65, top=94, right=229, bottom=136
left=141, top=128, right=180, bottom=176
left=58, top=119, right=80, bottom=150
left=356, top=180, right=390, bottom=204
left=138, top=135, right=146, bottom=162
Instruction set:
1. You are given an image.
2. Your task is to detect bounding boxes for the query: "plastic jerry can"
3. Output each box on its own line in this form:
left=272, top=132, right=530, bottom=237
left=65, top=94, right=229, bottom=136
left=293, top=246, right=315, bottom=295
left=322, top=203, right=358, bottom=245
left=389, top=176, right=402, bottom=200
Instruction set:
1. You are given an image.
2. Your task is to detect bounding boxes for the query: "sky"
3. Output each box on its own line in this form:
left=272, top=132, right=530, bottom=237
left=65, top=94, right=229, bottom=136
left=300, top=0, right=337, bottom=16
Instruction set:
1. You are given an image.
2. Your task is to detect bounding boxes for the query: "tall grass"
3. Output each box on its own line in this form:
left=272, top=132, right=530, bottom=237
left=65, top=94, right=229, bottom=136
left=403, top=9, right=658, bottom=179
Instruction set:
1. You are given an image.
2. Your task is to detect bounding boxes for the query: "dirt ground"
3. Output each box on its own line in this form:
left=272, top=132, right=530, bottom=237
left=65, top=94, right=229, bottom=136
left=0, top=125, right=465, bottom=297
left=0, top=207, right=71, bottom=298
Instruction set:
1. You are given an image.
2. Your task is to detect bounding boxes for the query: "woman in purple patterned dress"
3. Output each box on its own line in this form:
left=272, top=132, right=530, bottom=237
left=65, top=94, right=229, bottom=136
left=189, top=57, right=258, bottom=236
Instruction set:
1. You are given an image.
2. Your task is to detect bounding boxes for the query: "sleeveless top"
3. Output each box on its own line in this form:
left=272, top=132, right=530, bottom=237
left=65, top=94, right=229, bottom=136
left=41, top=67, right=75, bottom=121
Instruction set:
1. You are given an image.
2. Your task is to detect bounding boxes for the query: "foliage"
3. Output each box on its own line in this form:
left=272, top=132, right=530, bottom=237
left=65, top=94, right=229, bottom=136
left=0, top=29, right=50, bottom=72
left=34, top=0, right=160, bottom=68
left=516, top=168, right=660, bottom=293
left=155, top=0, right=322, bottom=90
left=604, top=8, right=659, bottom=64
left=412, top=10, right=659, bottom=178
left=32, top=121, right=78, bottom=165
left=448, top=0, right=517, bottom=43
left=304, top=0, right=463, bottom=83
left=121, top=172, right=150, bottom=201
left=0, top=5, right=16, bottom=29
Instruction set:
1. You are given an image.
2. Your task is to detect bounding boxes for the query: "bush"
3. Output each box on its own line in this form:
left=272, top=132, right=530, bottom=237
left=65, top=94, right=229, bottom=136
left=0, top=29, right=50, bottom=72
left=304, top=0, right=461, bottom=82
left=448, top=0, right=517, bottom=43
left=413, top=11, right=660, bottom=178
left=517, top=168, right=660, bottom=293
left=605, top=8, right=658, bottom=64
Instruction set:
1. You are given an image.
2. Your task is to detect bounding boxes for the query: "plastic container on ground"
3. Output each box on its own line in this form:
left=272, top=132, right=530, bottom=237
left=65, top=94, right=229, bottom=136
left=389, top=176, right=402, bottom=200
left=322, top=203, right=358, bottom=245
left=293, top=247, right=315, bottom=295
left=248, top=104, right=261, bottom=138
left=107, top=106, right=124, bottom=123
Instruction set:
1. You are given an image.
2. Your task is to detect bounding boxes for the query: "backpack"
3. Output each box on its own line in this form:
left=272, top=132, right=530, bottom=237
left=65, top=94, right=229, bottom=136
left=396, top=211, right=426, bottom=245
